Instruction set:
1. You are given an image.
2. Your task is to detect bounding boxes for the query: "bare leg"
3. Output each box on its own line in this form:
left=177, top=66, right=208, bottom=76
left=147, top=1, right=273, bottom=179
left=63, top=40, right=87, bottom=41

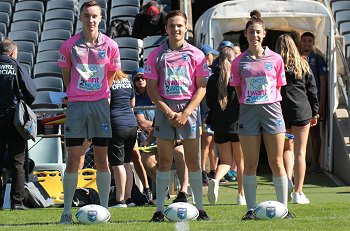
left=232, top=142, right=244, bottom=196
left=292, top=124, right=310, bottom=193
left=173, top=145, right=188, bottom=193
left=283, top=129, right=294, bottom=181
left=112, top=165, right=126, bottom=201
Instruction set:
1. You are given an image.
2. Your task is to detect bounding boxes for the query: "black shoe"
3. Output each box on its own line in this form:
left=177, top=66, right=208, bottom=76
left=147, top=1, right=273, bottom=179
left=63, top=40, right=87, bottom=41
left=207, top=170, right=216, bottom=179
left=11, top=204, right=29, bottom=210
left=202, top=171, right=209, bottom=185
left=197, top=210, right=211, bottom=221
left=143, top=188, right=153, bottom=203
left=242, top=210, right=256, bottom=220
left=284, top=211, right=296, bottom=219
left=172, top=191, right=188, bottom=203
left=150, top=211, right=165, bottom=222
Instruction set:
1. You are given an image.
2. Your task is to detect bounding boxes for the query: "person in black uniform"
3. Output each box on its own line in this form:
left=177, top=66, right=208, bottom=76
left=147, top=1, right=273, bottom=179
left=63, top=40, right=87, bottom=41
left=132, top=1, right=167, bottom=39
left=109, top=70, right=138, bottom=208
left=205, top=41, right=245, bottom=206
left=0, top=38, right=36, bottom=210
left=275, top=34, right=318, bottom=204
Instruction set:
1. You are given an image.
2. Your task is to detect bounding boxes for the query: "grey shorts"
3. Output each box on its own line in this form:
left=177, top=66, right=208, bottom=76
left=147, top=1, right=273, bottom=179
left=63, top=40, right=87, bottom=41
left=238, top=102, right=285, bottom=136
left=154, top=98, right=200, bottom=140
left=64, top=99, right=112, bottom=139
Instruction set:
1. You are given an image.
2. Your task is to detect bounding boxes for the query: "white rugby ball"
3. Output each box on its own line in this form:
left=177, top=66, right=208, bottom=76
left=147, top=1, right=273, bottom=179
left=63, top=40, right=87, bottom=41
left=164, top=202, right=199, bottom=222
left=75, top=204, right=111, bottom=224
left=253, top=200, right=288, bottom=219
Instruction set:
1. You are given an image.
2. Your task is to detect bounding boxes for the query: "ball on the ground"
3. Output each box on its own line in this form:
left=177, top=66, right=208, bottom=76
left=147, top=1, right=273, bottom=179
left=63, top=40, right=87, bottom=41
left=75, top=204, right=111, bottom=224
left=164, top=202, right=199, bottom=222
left=253, top=200, right=288, bottom=219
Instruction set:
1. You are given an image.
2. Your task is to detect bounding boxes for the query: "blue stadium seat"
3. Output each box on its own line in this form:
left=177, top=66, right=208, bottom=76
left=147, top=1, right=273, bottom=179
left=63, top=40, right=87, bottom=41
left=0, top=12, right=10, bottom=28
left=8, top=30, right=39, bottom=46
left=121, top=60, right=139, bottom=74
left=45, top=9, right=74, bottom=22
left=47, top=0, right=76, bottom=12
left=38, top=40, right=64, bottom=53
left=12, top=10, right=43, bottom=24
left=0, top=2, right=12, bottom=15
left=30, top=91, right=60, bottom=109
left=17, top=51, right=34, bottom=69
left=110, top=6, right=139, bottom=20
left=143, top=35, right=167, bottom=49
left=36, top=50, right=60, bottom=64
left=15, top=1, right=44, bottom=14
left=33, top=77, right=64, bottom=92
left=119, top=48, right=140, bottom=61
left=33, top=62, right=62, bottom=78
left=11, top=21, right=41, bottom=35
left=0, top=22, right=6, bottom=36
left=40, top=29, right=72, bottom=42
left=111, top=0, right=140, bottom=8
left=43, top=20, right=74, bottom=34
left=16, top=41, right=36, bottom=55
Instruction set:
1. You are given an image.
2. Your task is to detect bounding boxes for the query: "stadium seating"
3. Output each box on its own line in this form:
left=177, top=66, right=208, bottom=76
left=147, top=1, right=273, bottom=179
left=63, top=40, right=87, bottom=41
left=36, top=50, right=59, bottom=64
left=14, top=1, right=44, bottom=14
left=38, top=40, right=64, bottom=53
left=33, top=62, right=62, bottom=78
left=40, top=29, right=72, bottom=42
left=45, top=9, right=75, bottom=22
left=46, top=0, right=76, bottom=12
left=33, top=77, right=64, bottom=92
left=0, top=22, right=6, bottom=36
left=12, top=10, right=43, bottom=24
left=0, top=12, right=10, bottom=29
left=43, top=20, right=74, bottom=34
left=28, top=138, right=66, bottom=177
left=0, top=2, right=12, bottom=15
left=11, top=21, right=41, bottom=35
left=31, top=91, right=60, bottom=109
left=17, top=51, right=34, bottom=69
left=16, top=41, right=36, bottom=55
left=111, top=0, right=140, bottom=8
left=8, top=30, right=39, bottom=46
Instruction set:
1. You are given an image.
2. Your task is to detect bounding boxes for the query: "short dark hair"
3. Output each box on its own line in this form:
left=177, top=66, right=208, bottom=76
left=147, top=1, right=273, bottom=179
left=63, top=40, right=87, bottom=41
left=80, top=0, right=102, bottom=15
left=0, top=38, right=16, bottom=55
left=165, top=10, right=187, bottom=25
left=301, top=32, right=315, bottom=39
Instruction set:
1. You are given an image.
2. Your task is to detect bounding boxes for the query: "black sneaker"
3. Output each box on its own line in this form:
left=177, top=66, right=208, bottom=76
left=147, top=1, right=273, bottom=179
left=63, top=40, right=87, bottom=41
left=172, top=191, right=188, bottom=203
left=143, top=188, right=153, bottom=203
left=197, top=210, right=211, bottom=221
left=202, top=171, right=209, bottom=185
left=284, top=211, right=296, bottom=219
left=207, top=170, right=216, bottom=179
left=242, top=210, right=256, bottom=220
left=150, top=211, right=165, bottom=222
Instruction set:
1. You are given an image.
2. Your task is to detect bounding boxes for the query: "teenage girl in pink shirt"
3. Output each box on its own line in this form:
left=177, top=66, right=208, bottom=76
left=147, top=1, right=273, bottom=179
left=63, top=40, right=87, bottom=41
left=230, top=10, right=294, bottom=220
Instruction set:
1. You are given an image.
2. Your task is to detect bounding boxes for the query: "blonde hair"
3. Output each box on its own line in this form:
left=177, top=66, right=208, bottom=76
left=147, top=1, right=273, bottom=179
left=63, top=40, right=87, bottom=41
left=275, top=34, right=311, bottom=79
left=112, top=69, right=128, bottom=81
left=217, top=47, right=235, bottom=110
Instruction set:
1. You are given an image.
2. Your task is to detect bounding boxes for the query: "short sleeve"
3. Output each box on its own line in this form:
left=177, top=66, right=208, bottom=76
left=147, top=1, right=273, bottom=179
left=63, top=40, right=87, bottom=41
left=57, top=42, right=71, bottom=68
left=108, top=39, right=121, bottom=71
left=230, top=58, right=240, bottom=86
left=195, top=50, right=210, bottom=78
left=143, top=47, right=159, bottom=80
left=276, top=55, right=286, bottom=87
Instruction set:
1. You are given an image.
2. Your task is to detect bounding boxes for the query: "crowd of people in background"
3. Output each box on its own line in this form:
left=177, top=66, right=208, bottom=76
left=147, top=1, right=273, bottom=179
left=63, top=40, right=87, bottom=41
left=0, top=0, right=328, bottom=224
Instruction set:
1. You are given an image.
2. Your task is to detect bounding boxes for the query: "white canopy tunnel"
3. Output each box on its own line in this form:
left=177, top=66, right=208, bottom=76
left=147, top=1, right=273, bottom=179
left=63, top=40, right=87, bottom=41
left=194, top=0, right=332, bottom=54
left=194, top=0, right=337, bottom=172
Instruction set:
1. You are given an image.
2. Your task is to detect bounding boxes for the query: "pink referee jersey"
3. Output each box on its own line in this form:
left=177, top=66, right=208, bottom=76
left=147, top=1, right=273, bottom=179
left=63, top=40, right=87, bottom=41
left=230, top=47, right=286, bottom=104
left=57, top=32, right=121, bottom=102
left=143, top=41, right=209, bottom=100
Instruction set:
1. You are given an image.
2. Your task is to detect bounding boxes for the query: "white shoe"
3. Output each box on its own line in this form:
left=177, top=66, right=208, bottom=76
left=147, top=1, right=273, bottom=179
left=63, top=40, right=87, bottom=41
left=292, top=192, right=310, bottom=204
left=236, top=195, right=246, bottom=206
left=110, top=203, right=127, bottom=208
left=288, top=180, right=294, bottom=202
left=207, top=179, right=219, bottom=205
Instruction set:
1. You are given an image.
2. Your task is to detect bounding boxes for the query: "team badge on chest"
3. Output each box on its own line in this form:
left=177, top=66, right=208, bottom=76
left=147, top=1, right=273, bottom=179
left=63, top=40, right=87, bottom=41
left=98, top=50, right=106, bottom=59
left=265, top=62, right=273, bottom=71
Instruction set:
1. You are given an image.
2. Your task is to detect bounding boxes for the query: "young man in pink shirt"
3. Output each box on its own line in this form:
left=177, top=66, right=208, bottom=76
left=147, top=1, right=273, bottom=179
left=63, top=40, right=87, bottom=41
left=144, top=10, right=210, bottom=221
left=57, top=1, right=121, bottom=224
